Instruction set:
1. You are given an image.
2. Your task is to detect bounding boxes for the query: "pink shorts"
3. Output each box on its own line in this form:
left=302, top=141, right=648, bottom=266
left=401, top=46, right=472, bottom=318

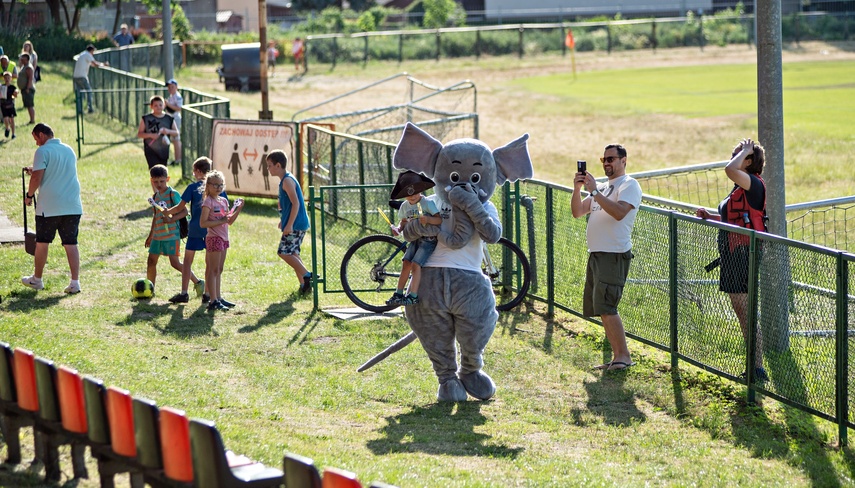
left=206, top=236, right=230, bottom=252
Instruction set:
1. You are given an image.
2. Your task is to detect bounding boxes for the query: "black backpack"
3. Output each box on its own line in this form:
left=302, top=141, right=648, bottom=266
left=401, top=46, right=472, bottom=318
left=154, top=191, right=189, bottom=239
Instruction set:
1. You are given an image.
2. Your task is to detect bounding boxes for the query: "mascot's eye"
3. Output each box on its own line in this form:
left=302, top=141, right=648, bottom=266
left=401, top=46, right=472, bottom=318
left=470, top=173, right=481, bottom=184
left=450, top=172, right=460, bottom=183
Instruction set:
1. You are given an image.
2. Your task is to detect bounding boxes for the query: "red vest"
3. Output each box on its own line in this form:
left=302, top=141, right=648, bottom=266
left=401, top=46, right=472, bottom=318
left=722, top=176, right=766, bottom=251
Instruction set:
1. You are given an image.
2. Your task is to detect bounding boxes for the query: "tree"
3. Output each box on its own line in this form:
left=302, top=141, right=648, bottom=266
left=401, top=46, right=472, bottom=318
left=422, top=0, right=464, bottom=29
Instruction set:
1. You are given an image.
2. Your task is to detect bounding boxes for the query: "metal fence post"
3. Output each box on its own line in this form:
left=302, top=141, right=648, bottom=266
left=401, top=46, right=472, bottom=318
left=545, top=186, right=555, bottom=317
left=309, top=186, right=319, bottom=311
left=518, top=26, right=524, bottom=58
left=652, top=20, right=658, bottom=53
left=669, top=214, right=678, bottom=371
left=363, top=36, right=369, bottom=66
left=330, top=133, right=338, bottom=218
left=476, top=30, right=481, bottom=59
left=746, top=231, right=759, bottom=403
left=699, top=12, right=705, bottom=52
left=398, top=33, right=404, bottom=63
left=606, top=23, right=612, bottom=54
left=358, top=141, right=367, bottom=229
left=835, top=255, right=850, bottom=446
left=75, top=93, right=83, bottom=157
left=436, top=31, right=441, bottom=62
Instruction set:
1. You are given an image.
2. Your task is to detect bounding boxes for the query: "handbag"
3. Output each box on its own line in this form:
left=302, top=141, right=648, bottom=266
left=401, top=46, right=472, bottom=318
left=34, top=65, right=41, bottom=82
left=22, top=168, right=36, bottom=256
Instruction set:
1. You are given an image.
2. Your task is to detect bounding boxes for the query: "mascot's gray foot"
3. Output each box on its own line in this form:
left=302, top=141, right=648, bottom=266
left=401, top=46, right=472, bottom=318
left=437, top=378, right=468, bottom=402
left=458, top=371, right=496, bottom=401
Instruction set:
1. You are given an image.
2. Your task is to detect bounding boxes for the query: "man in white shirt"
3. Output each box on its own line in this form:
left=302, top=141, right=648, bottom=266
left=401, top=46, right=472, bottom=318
left=571, top=144, right=643, bottom=371
left=72, top=45, right=108, bottom=114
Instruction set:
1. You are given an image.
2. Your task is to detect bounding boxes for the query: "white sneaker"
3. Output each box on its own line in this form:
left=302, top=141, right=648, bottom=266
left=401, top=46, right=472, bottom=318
left=21, top=275, right=44, bottom=290
left=64, top=283, right=82, bottom=294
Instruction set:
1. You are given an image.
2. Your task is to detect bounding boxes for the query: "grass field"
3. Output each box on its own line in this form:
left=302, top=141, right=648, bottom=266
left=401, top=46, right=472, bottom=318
left=1, top=43, right=855, bottom=487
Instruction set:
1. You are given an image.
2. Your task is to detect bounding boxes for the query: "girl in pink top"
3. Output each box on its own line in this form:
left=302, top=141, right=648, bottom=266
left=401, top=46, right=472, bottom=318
left=200, top=170, right=244, bottom=311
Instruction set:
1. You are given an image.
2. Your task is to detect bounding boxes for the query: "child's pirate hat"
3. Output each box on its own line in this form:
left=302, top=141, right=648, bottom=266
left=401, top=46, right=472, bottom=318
left=391, top=171, right=435, bottom=199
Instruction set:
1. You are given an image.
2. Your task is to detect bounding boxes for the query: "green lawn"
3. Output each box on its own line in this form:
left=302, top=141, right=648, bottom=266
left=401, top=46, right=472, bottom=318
left=511, top=60, right=855, bottom=139
left=1, top=60, right=854, bottom=487
left=511, top=60, right=855, bottom=203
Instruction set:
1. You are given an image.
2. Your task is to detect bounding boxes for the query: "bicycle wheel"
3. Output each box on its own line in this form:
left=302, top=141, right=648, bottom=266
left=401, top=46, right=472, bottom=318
left=484, top=238, right=531, bottom=312
left=340, top=234, right=407, bottom=313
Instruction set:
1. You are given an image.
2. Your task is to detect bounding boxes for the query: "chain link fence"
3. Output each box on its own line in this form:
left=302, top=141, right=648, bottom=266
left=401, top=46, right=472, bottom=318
left=303, top=12, right=853, bottom=68
left=78, top=67, right=229, bottom=179
left=300, top=126, right=855, bottom=443
left=93, top=41, right=183, bottom=79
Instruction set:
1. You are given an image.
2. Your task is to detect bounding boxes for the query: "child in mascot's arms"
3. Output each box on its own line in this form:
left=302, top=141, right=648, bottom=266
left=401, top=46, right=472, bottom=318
left=387, top=170, right=441, bottom=306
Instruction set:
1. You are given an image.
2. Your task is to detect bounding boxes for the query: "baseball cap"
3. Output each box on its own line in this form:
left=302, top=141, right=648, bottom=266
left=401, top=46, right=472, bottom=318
left=167, top=78, right=178, bottom=86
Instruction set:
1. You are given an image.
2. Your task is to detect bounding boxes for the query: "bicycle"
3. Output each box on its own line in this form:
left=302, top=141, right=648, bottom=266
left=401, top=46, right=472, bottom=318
left=340, top=235, right=531, bottom=313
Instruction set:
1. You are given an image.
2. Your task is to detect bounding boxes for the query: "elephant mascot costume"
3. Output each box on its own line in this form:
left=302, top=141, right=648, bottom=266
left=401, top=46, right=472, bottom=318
left=392, top=122, right=533, bottom=402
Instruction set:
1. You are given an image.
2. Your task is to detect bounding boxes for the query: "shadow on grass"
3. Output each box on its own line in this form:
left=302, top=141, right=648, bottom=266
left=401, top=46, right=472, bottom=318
left=0, top=461, right=61, bottom=488
left=118, top=299, right=215, bottom=337
left=1, top=289, right=71, bottom=313
left=119, top=208, right=152, bottom=222
left=575, top=367, right=647, bottom=427
left=286, top=309, right=325, bottom=346
left=735, top=348, right=840, bottom=486
left=667, top=351, right=846, bottom=487
left=366, top=402, right=524, bottom=458
left=238, top=295, right=298, bottom=333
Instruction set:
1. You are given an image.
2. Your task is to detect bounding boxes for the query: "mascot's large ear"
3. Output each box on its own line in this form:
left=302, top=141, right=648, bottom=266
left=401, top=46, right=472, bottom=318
left=393, top=122, right=443, bottom=179
left=493, top=133, right=533, bottom=184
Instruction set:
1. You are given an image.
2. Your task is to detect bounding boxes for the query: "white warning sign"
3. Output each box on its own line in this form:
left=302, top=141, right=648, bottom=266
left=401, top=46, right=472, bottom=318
left=210, top=120, right=296, bottom=198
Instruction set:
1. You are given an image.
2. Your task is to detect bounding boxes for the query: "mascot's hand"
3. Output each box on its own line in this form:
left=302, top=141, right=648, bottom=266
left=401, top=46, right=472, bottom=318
left=448, top=185, right=502, bottom=244
left=402, top=218, right=439, bottom=242
left=438, top=210, right=475, bottom=249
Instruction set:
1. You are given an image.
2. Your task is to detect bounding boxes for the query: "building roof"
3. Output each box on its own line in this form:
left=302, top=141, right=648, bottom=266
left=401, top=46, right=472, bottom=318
left=216, top=10, right=235, bottom=23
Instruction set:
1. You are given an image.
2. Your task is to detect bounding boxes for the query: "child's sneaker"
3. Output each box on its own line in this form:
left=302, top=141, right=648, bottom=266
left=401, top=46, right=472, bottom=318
left=4, top=128, right=8, bottom=138
left=300, top=273, right=313, bottom=295
left=21, top=275, right=44, bottom=290
left=194, top=280, right=205, bottom=297
left=219, top=298, right=236, bottom=308
left=400, top=294, right=420, bottom=305
left=207, top=299, right=229, bottom=311
left=386, top=292, right=405, bottom=305
left=169, top=292, right=189, bottom=304
left=63, top=283, right=82, bottom=294
left=202, top=293, right=210, bottom=304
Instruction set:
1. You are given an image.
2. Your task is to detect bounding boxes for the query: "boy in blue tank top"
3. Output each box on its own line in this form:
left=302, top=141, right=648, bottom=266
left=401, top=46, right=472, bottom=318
left=266, top=149, right=312, bottom=294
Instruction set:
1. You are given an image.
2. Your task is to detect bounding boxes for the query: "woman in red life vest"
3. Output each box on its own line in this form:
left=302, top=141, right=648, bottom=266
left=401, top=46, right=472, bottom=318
left=696, top=138, right=768, bottom=382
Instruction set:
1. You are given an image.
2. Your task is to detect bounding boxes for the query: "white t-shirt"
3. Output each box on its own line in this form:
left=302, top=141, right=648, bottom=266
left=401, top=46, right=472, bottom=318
left=424, top=197, right=499, bottom=272
left=166, top=91, right=183, bottom=124
left=73, top=51, right=95, bottom=78
left=586, top=174, right=642, bottom=253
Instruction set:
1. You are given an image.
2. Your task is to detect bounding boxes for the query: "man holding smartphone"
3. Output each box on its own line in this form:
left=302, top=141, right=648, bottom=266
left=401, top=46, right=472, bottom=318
left=571, top=144, right=643, bottom=371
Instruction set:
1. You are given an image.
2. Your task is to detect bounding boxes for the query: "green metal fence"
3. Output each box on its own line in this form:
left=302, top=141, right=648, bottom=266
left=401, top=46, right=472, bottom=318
left=77, top=68, right=229, bottom=178
left=302, top=127, right=855, bottom=444
left=93, top=41, right=183, bottom=79
left=303, top=12, right=854, bottom=68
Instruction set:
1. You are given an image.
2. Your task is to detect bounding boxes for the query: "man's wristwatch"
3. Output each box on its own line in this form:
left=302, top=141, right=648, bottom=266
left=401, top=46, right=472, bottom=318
left=590, top=189, right=600, bottom=197
left=26, top=193, right=34, bottom=199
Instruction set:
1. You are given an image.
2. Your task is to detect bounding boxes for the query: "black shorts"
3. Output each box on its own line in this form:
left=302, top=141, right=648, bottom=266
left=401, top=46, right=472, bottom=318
left=1, top=104, right=15, bottom=118
left=36, top=214, right=81, bottom=245
left=719, top=245, right=750, bottom=294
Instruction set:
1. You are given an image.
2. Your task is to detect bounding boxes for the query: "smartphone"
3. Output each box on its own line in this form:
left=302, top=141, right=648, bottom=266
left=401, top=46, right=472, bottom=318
left=577, top=160, right=586, bottom=174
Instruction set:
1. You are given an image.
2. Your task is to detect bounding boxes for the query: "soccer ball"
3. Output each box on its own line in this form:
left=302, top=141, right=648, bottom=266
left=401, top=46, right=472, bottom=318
left=131, top=278, right=154, bottom=299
